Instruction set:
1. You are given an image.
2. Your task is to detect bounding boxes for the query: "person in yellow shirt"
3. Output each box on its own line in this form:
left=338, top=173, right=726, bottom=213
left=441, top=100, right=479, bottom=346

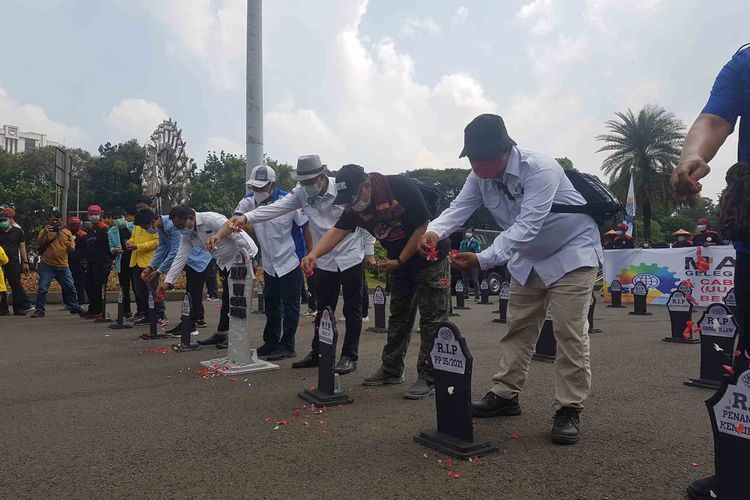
left=129, top=197, right=161, bottom=324
left=0, top=244, right=8, bottom=315
left=31, top=212, right=82, bottom=317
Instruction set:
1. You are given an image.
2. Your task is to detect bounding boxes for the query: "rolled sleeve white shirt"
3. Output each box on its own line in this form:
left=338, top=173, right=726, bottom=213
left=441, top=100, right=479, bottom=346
left=427, top=147, right=603, bottom=286
left=243, top=176, right=375, bottom=273
left=165, top=211, right=258, bottom=285
left=234, top=190, right=308, bottom=278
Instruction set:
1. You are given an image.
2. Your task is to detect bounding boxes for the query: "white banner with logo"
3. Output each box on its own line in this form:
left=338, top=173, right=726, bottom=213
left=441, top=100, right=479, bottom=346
left=602, top=246, right=736, bottom=307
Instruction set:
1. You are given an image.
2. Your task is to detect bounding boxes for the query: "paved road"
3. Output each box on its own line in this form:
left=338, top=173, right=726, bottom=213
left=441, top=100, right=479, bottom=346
left=0, top=298, right=711, bottom=499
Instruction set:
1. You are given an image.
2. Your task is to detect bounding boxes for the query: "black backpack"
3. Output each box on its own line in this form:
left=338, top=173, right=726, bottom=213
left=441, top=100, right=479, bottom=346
left=719, top=162, right=750, bottom=244
left=551, top=171, right=624, bottom=225
left=408, top=177, right=443, bottom=218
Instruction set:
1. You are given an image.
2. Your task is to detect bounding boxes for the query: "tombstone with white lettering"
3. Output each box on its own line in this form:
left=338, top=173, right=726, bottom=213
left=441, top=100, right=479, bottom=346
left=366, top=286, right=387, bottom=333
left=588, top=293, right=601, bottom=333
left=663, top=290, right=698, bottom=344
left=492, top=282, right=510, bottom=324
left=532, top=308, right=556, bottom=363
left=108, top=288, right=132, bottom=330
left=678, top=280, right=695, bottom=297
left=629, top=281, right=651, bottom=316
left=454, top=280, right=470, bottom=310
left=685, top=303, right=738, bottom=390
left=607, top=280, right=624, bottom=308
left=479, top=279, right=490, bottom=304
left=705, top=365, right=750, bottom=499
left=173, top=293, right=201, bottom=351
left=414, top=321, right=498, bottom=459
left=725, top=288, right=737, bottom=317
left=299, top=307, right=353, bottom=406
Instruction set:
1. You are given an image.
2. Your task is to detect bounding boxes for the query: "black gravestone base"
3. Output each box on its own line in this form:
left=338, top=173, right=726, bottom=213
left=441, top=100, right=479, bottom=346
left=366, top=326, right=388, bottom=333
left=683, top=378, right=721, bottom=390
left=532, top=318, right=556, bottom=363
left=414, top=428, right=498, bottom=460
left=663, top=336, right=700, bottom=345
left=628, top=311, right=652, bottom=316
left=298, top=387, right=353, bottom=406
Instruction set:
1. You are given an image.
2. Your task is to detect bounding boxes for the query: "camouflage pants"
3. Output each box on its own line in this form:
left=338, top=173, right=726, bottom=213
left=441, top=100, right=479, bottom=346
left=381, top=259, right=449, bottom=382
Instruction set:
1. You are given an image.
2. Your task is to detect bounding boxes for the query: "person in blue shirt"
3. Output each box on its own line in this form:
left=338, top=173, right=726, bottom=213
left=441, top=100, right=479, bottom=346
left=459, top=228, right=482, bottom=301
left=672, top=44, right=750, bottom=500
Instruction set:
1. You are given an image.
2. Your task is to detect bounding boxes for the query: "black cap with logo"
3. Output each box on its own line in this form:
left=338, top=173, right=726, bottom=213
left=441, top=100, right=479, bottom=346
left=332, top=164, right=368, bottom=205
left=459, top=114, right=516, bottom=158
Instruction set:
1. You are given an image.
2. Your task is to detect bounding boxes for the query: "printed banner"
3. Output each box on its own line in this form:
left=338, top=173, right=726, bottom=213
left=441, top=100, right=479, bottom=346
left=602, top=246, right=735, bottom=307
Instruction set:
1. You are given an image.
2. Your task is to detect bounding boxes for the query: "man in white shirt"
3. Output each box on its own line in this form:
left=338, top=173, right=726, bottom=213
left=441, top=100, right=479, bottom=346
left=234, top=165, right=312, bottom=361
left=158, top=204, right=258, bottom=348
left=212, top=155, right=375, bottom=375
left=419, top=114, right=603, bottom=445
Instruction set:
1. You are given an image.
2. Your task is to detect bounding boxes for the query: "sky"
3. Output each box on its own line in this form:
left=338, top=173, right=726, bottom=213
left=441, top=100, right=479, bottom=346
left=1, top=0, right=748, bottom=199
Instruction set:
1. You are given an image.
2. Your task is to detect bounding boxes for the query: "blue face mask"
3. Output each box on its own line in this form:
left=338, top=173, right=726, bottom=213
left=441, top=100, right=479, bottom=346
left=180, top=227, right=194, bottom=236
left=146, top=227, right=158, bottom=234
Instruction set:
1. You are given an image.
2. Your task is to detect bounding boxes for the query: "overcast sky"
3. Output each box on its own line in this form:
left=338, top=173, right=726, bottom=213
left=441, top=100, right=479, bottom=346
left=1, top=0, right=747, bottom=198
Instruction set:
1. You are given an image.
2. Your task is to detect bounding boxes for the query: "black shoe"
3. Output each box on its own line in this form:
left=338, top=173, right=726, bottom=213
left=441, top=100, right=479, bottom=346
left=198, top=333, right=227, bottom=345
left=195, top=319, right=208, bottom=328
left=266, top=349, right=296, bottom=361
left=30, top=310, right=45, bottom=318
left=0, top=311, right=9, bottom=316
left=69, top=308, right=83, bottom=315
left=334, top=355, right=357, bottom=375
left=363, top=366, right=405, bottom=386
left=133, top=316, right=150, bottom=326
left=291, top=351, right=319, bottom=368
left=550, top=407, right=580, bottom=445
left=13, top=311, right=26, bottom=316
left=471, top=391, right=521, bottom=418
left=256, top=343, right=275, bottom=357
left=165, top=322, right=181, bottom=334
left=216, top=341, right=228, bottom=350
left=124, top=312, right=133, bottom=319
left=687, top=475, right=717, bottom=500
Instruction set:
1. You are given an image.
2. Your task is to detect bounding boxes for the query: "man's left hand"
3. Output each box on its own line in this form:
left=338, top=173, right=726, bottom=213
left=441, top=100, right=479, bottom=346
left=377, top=259, right=400, bottom=272
left=364, top=255, right=376, bottom=268
left=449, top=252, right=479, bottom=271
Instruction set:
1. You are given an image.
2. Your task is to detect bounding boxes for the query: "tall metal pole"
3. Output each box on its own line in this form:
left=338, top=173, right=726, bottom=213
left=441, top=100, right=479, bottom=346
left=246, top=0, right=263, bottom=187
left=76, top=178, right=80, bottom=216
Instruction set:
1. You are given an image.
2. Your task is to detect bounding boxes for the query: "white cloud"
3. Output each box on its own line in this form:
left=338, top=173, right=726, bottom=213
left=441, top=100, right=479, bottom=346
left=584, top=0, right=663, bottom=36
left=103, top=98, right=168, bottom=143
left=401, top=17, right=441, bottom=36
left=451, top=7, right=469, bottom=27
left=0, top=86, right=84, bottom=146
left=527, top=34, right=589, bottom=76
left=516, top=0, right=559, bottom=36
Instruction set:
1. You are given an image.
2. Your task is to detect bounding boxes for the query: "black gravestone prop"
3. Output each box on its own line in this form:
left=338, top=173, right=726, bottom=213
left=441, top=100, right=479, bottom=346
left=532, top=309, right=556, bottom=363
left=588, top=293, right=601, bottom=333
left=298, top=307, right=353, bottom=406
left=662, top=290, right=698, bottom=344
left=252, top=282, right=265, bottom=315
left=607, top=280, right=624, bottom=308
left=479, top=279, right=490, bottom=304
left=140, top=286, right=168, bottom=340
left=414, top=322, right=498, bottom=459
left=366, top=286, right=387, bottom=333
left=173, top=293, right=201, bottom=351
left=108, top=288, right=132, bottom=330
left=448, top=296, right=460, bottom=317
left=492, top=282, right=510, bottom=324
left=705, top=365, right=750, bottom=499
left=724, top=288, right=737, bottom=317
left=678, top=280, right=694, bottom=297
left=94, top=283, right=112, bottom=323
left=628, top=281, right=651, bottom=316
left=685, top=304, right=738, bottom=390
left=454, top=280, right=470, bottom=310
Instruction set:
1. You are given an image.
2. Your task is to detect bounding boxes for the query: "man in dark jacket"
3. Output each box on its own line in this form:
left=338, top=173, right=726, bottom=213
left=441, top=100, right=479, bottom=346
left=81, top=205, right=113, bottom=319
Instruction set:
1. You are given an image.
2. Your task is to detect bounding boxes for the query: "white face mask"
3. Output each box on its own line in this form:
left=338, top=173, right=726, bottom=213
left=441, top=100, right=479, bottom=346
left=89, top=215, right=101, bottom=222
left=350, top=197, right=370, bottom=212
left=303, top=181, right=322, bottom=198
left=697, top=225, right=706, bottom=232
left=465, top=233, right=473, bottom=239
left=254, top=189, right=271, bottom=204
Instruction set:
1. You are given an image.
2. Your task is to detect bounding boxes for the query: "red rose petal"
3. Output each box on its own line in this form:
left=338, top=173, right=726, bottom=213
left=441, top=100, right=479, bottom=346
left=510, top=433, right=520, bottom=440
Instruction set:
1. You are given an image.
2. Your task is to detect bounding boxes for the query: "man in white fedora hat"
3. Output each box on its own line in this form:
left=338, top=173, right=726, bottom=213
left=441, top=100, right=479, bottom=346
left=211, top=155, right=375, bottom=375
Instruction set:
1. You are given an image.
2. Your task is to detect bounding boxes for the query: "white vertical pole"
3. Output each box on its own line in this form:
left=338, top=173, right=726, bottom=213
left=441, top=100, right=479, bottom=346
left=246, top=0, right=263, bottom=188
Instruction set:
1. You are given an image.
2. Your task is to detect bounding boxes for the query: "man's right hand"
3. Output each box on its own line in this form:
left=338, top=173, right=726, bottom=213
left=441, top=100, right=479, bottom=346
left=228, top=215, right=248, bottom=232
left=671, top=157, right=709, bottom=202
left=140, top=266, right=154, bottom=282
left=418, top=231, right=439, bottom=256
left=206, top=235, right=220, bottom=251
left=301, top=255, right=316, bottom=277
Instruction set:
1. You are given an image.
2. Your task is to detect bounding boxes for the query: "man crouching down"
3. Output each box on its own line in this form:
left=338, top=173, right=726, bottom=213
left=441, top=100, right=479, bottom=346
left=419, top=114, right=603, bottom=444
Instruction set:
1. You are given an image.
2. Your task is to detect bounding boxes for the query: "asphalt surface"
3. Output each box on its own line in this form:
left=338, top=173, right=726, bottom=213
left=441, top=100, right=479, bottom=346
left=0, top=297, right=713, bottom=499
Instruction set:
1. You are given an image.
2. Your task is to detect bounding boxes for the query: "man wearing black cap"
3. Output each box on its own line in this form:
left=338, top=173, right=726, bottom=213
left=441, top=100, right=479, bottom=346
left=419, top=114, right=602, bottom=444
left=300, top=164, right=450, bottom=399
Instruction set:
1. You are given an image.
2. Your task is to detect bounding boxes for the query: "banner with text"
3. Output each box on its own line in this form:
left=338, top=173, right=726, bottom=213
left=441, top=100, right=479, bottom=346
left=602, top=246, right=735, bottom=307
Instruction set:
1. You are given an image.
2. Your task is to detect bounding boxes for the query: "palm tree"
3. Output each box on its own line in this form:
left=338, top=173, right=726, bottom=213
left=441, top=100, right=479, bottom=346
left=596, top=104, right=686, bottom=242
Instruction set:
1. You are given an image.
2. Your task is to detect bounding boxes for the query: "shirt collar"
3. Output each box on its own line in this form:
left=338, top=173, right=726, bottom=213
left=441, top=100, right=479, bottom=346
left=503, top=146, right=521, bottom=180
left=195, top=212, right=204, bottom=226
left=323, top=176, right=336, bottom=198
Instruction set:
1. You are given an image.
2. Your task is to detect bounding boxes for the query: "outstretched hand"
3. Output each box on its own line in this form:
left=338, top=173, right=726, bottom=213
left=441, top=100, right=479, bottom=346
left=448, top=251, right=479, bottom=271
left=417, top=231, right=439, bottom=257
left=671, top=157, right=708, bottom=204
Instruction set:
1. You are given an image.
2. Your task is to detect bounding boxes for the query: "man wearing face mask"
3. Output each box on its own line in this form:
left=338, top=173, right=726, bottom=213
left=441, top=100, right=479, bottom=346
left=671, top=229, right=694, bottom=248
left=66, top=217, right=88, bottom=306
left=611, top=223, right=634, bottom=249
left=418, top=114, right=603, bottom=444
left=213, top=155, right=375, bottom=374
left=157, top=205, right=258, bottom=348
left=230, top=165, right=312, bottom=360
left=31, top=212, right=81, bottom=317
left=300, top=164, right=450, bottom=398
left=459, top=228, right=482, bottom=301
left=0, top=208, right=33, bottom=315
left=107, top=207, right=135, bottom=318
left=692, top=217, right=723, bottom=247
left=81, top=205, right=113, bottom=320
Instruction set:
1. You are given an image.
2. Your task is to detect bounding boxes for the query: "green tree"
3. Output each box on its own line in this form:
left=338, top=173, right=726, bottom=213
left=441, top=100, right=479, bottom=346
left=265, top=156, right=296, bottom=191
left=556, top=157, right=576, bottom=171
left=0, top=146, right=58, bottom=235
left=674, top=196, right=719, bottom=226
left=189, top=152, right=246, bottom=215
left=83, top=140, right=145, bottom=213
left=596, top=104, right=686, bottom=242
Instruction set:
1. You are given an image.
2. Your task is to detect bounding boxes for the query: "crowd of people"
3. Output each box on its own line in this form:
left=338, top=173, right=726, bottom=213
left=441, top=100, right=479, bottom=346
left=601, top=218, right=725, bottom=249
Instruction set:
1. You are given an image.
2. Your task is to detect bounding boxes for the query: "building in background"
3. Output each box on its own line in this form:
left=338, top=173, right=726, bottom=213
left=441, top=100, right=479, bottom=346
left=0, top=124, right=63, bottom=154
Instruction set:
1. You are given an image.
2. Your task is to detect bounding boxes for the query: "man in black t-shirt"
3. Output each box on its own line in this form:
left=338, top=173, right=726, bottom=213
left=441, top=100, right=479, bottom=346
left=301, top=164, right=450, bottom=400
left=0, top=209, right=32, bottom=315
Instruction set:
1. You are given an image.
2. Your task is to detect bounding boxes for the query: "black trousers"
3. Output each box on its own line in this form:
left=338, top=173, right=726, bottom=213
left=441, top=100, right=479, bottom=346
left=361, top=268, right=369, bottom=317
left=85, top=260, right=111, bottom=315
left=312, top=262, right=363, bottom=360
left=70, top=264, right=87, bottom=305
left=185, top=266, right=206, bottom=322
left=3, top=262, right=30, bottom=312
left=218, top=268, right=230, bottom=332
left=306, top=274, right=316, bottom=310
left=264, top=266, right=302, bottom=351
left=735, top=252, right=749, bottom=352
left=117, top=264, right=133, bottom=315
left=205, top=259, right=219, bottom=298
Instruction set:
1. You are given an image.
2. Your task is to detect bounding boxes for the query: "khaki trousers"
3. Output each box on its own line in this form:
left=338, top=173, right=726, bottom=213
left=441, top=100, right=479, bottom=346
left=491, top=266, right=596, bottom=410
